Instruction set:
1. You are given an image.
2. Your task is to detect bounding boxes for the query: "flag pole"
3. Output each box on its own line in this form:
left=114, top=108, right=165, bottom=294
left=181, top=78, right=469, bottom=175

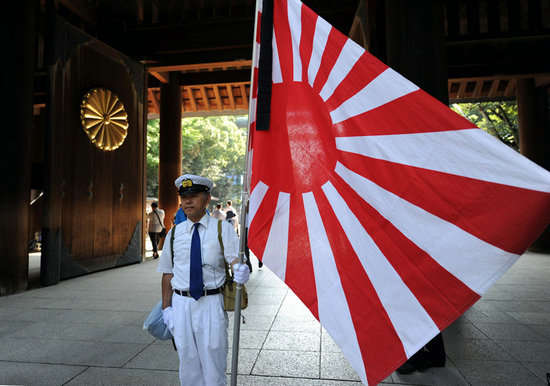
left=231, top=1, right=261, bottom=385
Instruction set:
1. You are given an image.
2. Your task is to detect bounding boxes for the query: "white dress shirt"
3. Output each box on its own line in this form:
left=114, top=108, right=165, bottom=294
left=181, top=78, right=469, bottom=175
left=157, top=213, right=239, bottom=291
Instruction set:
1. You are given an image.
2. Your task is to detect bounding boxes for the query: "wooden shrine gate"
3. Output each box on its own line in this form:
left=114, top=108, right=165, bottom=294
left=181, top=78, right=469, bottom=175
left=41, top=17, right=146, bottom=284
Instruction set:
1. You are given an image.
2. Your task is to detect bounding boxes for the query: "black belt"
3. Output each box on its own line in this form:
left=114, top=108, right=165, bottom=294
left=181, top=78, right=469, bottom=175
left=174, top=287, right=222, bottom=297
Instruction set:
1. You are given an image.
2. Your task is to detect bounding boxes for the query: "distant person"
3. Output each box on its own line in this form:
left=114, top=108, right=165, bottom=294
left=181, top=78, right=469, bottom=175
left=174, top=205, right=187, bottom=225
left=211, top=204, right=226, bottom=220
left=224, top=200, right=237, bottom=218
left=175, top=203, right=210, bottom=225
left=225, top=210, right=239, bottom=235
left=147, top=202, right=165, bottom=259
left=224, top=200, right=239, bottom=236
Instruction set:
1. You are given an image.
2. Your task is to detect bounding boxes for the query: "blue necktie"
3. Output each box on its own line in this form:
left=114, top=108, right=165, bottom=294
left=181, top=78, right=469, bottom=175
left=189, top=223, right=203, bottom=300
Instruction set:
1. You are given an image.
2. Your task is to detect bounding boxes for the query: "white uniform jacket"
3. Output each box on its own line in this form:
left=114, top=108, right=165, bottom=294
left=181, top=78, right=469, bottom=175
left=157, top=214, right=239, bottom=291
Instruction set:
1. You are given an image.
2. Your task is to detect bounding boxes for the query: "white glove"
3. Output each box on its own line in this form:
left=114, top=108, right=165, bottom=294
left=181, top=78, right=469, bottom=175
left=162, top=306, right=174, bottom=334
left=233, top=263, right=250, bottom=284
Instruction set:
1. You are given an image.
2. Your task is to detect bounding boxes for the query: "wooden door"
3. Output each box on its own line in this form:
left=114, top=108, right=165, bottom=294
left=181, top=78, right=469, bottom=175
left=42, top=17, right=146, bottom=283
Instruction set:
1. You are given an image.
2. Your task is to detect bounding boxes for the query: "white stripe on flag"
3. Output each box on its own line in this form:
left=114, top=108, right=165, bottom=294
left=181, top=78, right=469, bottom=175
left=335, top=162, right=520, bottom=294
left=288, top=0, right=302, bottom=82
left=262, top=192, right=291, bottom=280
left=272, top=28, right=283, bottom=84
left=257, top=0, right=262, bottom=13
left=330, top=68, right=419, bottom=124
left=335, top=129, right=550, bottom=193
left=249, top=97, right=257, bottom=124
left=253, top=42, right=261, bottom=68
left=307, top=16, right=331, bottom=87
left=319, top=38, right=364, bottom=101
left=303, top=191, right=368, bottom=385
left=248, top=180, right=268, bottom=227
left=322, top=181, right=439, bottom=358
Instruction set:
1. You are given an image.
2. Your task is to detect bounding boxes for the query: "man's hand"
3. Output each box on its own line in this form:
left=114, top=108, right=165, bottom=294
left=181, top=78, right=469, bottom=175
left=162, top=306, right=175, bottom=334
left=233, top=263, right=250, bottom=284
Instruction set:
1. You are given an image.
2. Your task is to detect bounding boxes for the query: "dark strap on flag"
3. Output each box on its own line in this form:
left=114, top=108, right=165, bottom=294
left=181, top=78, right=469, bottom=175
left=256, top=0, right=273, bottom=131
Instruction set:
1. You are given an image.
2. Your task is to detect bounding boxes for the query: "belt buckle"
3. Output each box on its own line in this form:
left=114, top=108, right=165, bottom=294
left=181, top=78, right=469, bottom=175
left=203, top=288, right=208, bottom=296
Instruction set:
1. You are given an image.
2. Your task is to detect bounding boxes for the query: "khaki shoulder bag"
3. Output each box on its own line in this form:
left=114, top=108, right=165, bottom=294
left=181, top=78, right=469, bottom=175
left=217, top=220, right=248, bottom=311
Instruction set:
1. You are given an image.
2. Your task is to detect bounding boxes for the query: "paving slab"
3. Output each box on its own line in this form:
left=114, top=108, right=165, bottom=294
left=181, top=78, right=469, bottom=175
left=452, top=359, right=545, bottom=386
left=0, top=362, right=87, bottom=386
left=252, top=350, right=320, bottom=378
left=0, top=337, right=146, bottom=367
left=123, top=342, right=180, bottom=371
left=65, top=367, right=179, bottom=386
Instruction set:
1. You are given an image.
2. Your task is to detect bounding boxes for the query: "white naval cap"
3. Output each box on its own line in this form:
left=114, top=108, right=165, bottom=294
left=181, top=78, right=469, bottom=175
left=174, top=174, right=213, bottom=195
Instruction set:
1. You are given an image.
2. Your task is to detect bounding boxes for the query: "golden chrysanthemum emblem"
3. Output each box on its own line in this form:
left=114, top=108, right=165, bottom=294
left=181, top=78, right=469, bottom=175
left=80, top=88, right=129, bottom=151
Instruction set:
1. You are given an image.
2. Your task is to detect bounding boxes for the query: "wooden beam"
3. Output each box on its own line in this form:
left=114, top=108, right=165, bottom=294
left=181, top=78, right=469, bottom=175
left=150, top=71, right=170, bottom=83
left=227, top=84, right=236, bottom=109
left=187, top=87, right=198, bottom=112
left=487, top=79, right=500, bottom=98
left=239, top=84, right=248, bottom=108
left=200, top=86, right=209, bottom=109
left=213, top=85, right=222, bottom=110
left=58, top=0, right=96, bottom=25
left=457, top=81, right=467, bottom=99
left=504, top=79, right=516, bottom=97
left=448, top=73, right=550, bottom=82
left=472, top=80, right=483, bottom=98
left=149, top=60, right=252, bottom=73
left=149, top=88, right=160, bottom=114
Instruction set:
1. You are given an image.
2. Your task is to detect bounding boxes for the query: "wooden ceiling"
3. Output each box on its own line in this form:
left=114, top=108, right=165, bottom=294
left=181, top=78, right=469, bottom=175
left=42, top=0, right=550, bottom=116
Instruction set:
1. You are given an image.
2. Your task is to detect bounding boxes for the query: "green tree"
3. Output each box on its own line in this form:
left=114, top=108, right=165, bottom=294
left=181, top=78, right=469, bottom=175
left=146, top=116, right=247, bottom=207
left=451, top=101, right=519, bottom=150
left=146, top=119, right=160, bottom=198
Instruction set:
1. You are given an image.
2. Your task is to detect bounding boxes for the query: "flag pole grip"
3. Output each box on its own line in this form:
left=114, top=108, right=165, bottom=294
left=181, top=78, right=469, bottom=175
left=230, top=281, right=244, bottom=386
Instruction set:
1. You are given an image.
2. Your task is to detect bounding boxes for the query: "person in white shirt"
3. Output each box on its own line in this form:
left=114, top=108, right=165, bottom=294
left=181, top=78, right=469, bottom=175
left=146, top=202, right=165, bottom=259
left=211, top=203, right=226, bottom=220
left=157, top=174, right=250, bottom=386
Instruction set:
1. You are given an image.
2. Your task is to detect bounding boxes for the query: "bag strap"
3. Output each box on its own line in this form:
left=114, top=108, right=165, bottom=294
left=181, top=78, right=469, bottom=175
left=153, top=209, right=165, bottom=229
left=218, top=220, right=231, bottom=280
left=170, top=223, right=177, bottom=267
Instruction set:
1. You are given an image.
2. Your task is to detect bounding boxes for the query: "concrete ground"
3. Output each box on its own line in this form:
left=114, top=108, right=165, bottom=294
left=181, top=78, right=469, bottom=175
left=1, top=249, right=549, bottom=386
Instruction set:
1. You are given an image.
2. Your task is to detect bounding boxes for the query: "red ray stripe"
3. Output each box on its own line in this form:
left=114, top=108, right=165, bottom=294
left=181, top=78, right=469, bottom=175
left=299, top=2, right=316, bottom=83
left=273, top=0, right=293, bottom=83
left=325, top=52, right=387, bottom=111
left=314, top=184, right=406, bottom=385
left=248, top=187, right=280, bottom=260
left=339, top=151, right=550, bottom=255
left=311, top=28, right=347, bottom=94
left=256, top=11, right=262, bottom=44
left=252, top=67, right=259, bottom=98
left=284, top=193, right=319, bottom=319
left=331, top=171, right=480, bottom=330
left=332, top=90, right=475, bottom=137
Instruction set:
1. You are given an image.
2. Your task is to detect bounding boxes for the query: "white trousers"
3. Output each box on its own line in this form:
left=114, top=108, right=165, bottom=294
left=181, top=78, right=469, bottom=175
left=172, top=292, right=228, bottom=386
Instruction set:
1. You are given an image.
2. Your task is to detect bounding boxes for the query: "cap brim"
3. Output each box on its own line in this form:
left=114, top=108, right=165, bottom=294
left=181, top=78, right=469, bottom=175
left=179, top=185, right=210, bottom=195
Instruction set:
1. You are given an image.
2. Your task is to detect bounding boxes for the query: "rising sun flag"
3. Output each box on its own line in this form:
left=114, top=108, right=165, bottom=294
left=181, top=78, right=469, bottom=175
left=243, top=0, right=550, bottom=384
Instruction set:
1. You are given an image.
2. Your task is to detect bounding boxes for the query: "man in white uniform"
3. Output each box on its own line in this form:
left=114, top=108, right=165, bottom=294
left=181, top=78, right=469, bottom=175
left=157, top=174, right=250, bottom=386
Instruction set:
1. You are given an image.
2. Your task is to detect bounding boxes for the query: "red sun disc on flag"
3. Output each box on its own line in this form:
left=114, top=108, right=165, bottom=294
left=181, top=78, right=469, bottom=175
left=255, top=82, right=337, bottom=192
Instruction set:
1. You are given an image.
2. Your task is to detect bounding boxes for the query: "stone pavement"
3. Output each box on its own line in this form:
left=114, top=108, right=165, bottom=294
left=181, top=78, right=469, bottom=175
left=1, top=251, right=549, bottom=386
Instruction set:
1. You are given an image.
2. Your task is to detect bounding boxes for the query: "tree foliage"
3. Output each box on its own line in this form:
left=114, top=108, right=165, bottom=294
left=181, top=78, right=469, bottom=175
left=146, top=116, right=247, bottom=207
left=451, top=101, right=519, bottom=150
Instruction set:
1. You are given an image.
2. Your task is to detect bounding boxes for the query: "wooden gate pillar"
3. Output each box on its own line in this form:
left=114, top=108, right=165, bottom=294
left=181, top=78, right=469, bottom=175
left=517, top=78, right=550, bottom=251
left=0, top=0, right=37, bottom=295
left=384, top=0, right=448, bottom=104
left=159, top=73, right=182, bottom=228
